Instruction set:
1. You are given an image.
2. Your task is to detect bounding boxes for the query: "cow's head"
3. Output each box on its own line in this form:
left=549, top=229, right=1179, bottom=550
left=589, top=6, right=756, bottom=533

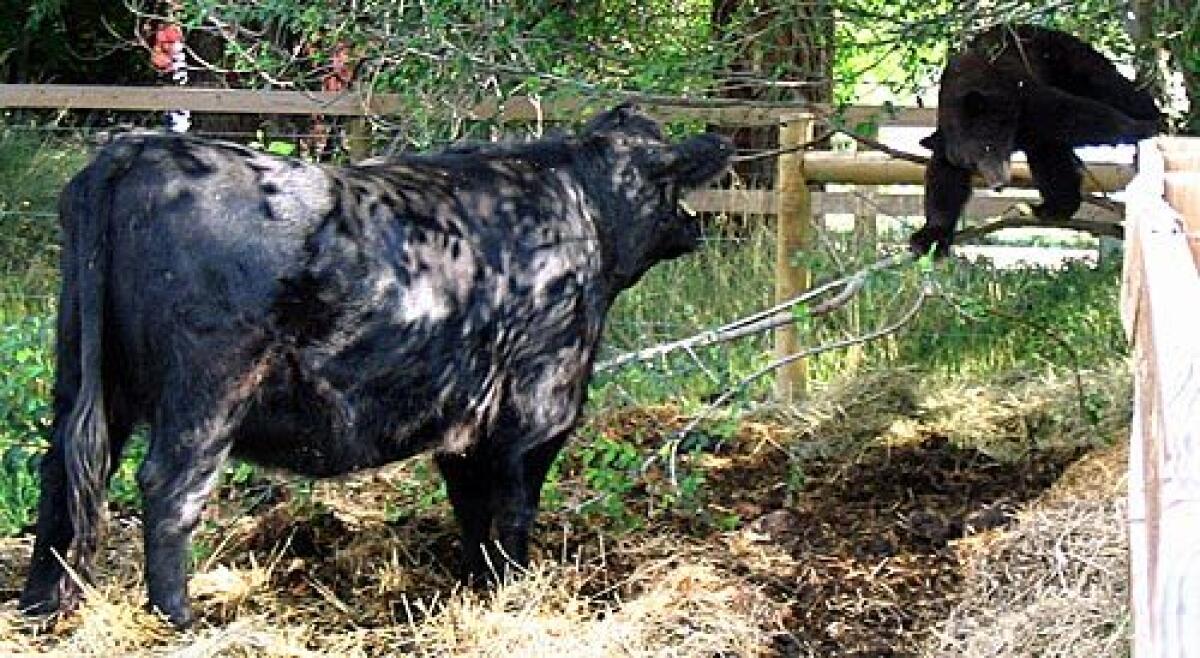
left=577, top=104, right=733, bottom=291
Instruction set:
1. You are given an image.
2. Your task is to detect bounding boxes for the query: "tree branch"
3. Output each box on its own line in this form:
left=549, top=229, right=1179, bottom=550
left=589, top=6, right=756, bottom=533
left=595, top=252, right=913, bottom=372
left=646, top=281, right=935, bottom=486
left=957, top=210, right=1124, bottom=240
left=836, top=129, right=932, bottom=165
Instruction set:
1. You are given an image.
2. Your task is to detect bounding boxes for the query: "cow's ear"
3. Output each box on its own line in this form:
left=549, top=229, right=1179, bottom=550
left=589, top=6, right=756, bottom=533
left=582, top=102, right=640, bottom=135
left=650, top=134, right=734, bottom=188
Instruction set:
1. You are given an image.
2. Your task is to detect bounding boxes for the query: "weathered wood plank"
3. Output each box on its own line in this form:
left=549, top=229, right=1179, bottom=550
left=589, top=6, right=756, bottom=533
left=1164, top=172, right=1200, bottom=269
left=0, top=84, right=937, bottom=127
left=686, top=189, right=1121, bottom=223
left=1123, top=137, right=1200, bottom=658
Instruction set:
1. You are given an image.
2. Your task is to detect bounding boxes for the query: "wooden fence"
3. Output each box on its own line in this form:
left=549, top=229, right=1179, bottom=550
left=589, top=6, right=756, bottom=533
left=0, top=85, right=1136, bottom=398
left=1121, top=136, right=1200, bottom=658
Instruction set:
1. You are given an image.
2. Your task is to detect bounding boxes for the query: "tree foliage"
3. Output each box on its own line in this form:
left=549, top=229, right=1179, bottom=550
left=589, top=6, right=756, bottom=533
left=4, top=1, right=1196, bottom=134
left=0, top=0, right=144, bottom=84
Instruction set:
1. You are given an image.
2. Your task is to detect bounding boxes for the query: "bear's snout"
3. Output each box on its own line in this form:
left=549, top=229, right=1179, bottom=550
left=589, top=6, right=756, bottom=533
left=977, top=159, right=1011, bottom=191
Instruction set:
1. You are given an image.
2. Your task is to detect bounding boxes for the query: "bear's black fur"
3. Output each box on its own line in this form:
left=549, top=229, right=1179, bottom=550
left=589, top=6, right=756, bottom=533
left=911, top=24, right=1161, bottom=256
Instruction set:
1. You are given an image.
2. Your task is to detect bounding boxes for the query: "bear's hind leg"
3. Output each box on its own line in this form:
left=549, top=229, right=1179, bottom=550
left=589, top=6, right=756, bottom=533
left=1025, top=143, right=1082, bottom=221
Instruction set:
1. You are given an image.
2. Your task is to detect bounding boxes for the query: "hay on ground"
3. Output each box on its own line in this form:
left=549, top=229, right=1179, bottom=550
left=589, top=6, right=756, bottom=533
left=923, top=487, right=1129, bottom=656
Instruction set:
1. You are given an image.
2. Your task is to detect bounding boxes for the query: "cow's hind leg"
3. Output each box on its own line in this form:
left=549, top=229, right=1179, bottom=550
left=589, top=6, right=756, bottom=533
left=138, top=406, right=235, bottom=628
left=21, top=333, right=135, bottom=616
left=20, top=440, right=76, bottom=615
left=20, top=413, right=134, bottom=615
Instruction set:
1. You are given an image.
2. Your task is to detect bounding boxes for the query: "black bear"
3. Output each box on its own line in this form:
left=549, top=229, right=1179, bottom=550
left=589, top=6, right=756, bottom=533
left=911, top=24, right=1161, bottom=257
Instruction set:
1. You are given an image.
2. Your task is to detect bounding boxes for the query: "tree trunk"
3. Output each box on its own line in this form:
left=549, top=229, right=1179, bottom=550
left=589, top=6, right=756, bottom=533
left=1127, top=0, right=1162, bottom=94
left=711, top=0, right=835, bottom=186
left=1131, top=0, right=1199, bottom=135
left=1166, top=0, right=1199, bottom=134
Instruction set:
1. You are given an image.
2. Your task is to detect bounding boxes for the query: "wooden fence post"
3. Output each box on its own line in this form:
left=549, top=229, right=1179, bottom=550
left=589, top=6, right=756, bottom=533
left=346, top=117, right=372, bottom=161
left=854, top=189, right=878, bottom=253
left=1122, top=137, right=1200, bottom=658
left=773, top=116, right=814, bottom=400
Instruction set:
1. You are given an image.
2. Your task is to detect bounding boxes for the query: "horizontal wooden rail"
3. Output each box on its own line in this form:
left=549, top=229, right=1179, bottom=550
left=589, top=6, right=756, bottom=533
left=685, top=188, right=1120, bottom=221
left=0, top=84, right=395, bottom=116
left=802, top=152, right=1135, bottom=191
left=0, top=84, right=935, bottom=127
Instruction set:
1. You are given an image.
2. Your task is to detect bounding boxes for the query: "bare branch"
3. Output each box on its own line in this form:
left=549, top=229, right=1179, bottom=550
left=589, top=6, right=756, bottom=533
left=957, top=210, right=1124, bottom=240
left=595, top=252, right=913, bottom=372
left=648, top=281, right=935, bottom=486
left=600, top=204, right=1121, bottom=375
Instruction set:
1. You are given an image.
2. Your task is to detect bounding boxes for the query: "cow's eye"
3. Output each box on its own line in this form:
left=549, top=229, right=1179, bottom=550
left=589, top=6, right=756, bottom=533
left=664, top=184, right=684, bottom=216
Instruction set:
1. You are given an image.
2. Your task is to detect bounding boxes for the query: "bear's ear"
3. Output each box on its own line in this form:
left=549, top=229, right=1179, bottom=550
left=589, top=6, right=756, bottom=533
left=919, top=130, right=944, bottom=151
left=962, top=90, right=988, bottom=117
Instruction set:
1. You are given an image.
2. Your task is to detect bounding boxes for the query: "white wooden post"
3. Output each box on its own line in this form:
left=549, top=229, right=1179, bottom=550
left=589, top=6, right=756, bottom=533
left=1122, top=137, right=1200, bottom=657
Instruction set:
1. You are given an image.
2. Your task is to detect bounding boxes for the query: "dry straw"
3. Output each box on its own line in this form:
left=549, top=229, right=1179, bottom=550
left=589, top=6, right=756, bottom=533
left=0, top=364, right=1132, bottom=656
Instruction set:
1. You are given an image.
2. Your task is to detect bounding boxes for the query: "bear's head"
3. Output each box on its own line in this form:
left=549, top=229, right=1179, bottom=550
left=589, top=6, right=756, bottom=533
left=936, top=51, right=1023, bottom=190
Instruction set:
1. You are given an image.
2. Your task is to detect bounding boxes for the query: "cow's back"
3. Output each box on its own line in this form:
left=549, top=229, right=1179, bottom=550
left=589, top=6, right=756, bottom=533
left=88, top=134, right=335, bottom=408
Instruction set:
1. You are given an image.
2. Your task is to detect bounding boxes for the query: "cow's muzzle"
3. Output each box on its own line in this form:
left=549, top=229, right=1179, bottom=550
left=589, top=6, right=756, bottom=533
left=658, top=199, right=702, bottom=260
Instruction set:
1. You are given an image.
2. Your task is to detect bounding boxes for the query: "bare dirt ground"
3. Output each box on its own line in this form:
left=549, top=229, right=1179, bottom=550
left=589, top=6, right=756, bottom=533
left=0, top=365, right=1131, bottom=656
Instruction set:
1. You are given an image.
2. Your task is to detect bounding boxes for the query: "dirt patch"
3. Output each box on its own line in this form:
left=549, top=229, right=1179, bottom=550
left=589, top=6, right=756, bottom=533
left=703, top=435, right=1084, bottom=656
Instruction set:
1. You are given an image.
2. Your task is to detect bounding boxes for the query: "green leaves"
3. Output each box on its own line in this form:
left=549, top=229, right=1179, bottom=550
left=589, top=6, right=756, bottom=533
left=916, top=251, right=935, bottom=275
left=791, top=302, right=813, bottom=333
left=0, top=316, right=53, bottom=535
left=265, top=140, right=297, bottom=157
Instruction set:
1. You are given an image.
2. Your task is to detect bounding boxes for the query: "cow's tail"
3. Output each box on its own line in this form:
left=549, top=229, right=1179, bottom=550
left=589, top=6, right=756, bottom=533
left=61, top=139, right=139, bottom=584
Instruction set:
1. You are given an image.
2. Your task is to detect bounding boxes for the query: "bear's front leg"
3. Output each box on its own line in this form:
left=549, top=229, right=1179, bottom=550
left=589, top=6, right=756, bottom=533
left=914, top=153, right=973, bottom=257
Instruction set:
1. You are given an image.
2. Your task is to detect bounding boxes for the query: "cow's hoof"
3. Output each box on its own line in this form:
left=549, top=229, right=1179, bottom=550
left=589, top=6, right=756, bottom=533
left=18, top=593, right=60, bottom=617
left=149, top=601, right=194, bottom=629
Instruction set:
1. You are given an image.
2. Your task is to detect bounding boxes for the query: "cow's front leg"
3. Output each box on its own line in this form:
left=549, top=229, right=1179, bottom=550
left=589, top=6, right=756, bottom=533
left=492, top=432, right=570, bottom=578
left=435, top=451, right=495, bottom=583
left=138, top=417, right=233, bottom=628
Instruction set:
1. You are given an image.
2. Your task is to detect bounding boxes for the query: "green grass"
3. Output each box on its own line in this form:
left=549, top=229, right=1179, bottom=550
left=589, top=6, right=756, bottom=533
left=0, top=125, right=87, bottom=284
left=597, top=230, right=1125, bottom=408
left=0, top=131, right=1130, bottom=538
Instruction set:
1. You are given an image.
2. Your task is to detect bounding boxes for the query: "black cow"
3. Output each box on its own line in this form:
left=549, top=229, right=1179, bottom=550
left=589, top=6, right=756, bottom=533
left=19, top=104, right=732, bottom=627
